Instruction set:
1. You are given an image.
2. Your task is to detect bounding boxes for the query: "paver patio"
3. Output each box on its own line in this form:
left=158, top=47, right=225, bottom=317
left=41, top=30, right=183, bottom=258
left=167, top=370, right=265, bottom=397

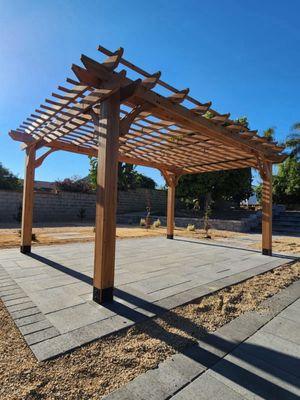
left=103, top=280, right=300, bottom=399
left=0, top=236, right=292, bottom=361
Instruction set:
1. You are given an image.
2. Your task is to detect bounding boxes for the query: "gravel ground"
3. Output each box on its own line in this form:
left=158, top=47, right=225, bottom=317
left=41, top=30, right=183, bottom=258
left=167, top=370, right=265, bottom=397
left=0, top=225, right=299, bottom=255
left=0, top=262, right=299, bottom=400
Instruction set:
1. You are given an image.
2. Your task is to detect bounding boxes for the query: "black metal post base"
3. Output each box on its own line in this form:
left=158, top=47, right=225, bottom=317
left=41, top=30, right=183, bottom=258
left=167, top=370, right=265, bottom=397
left=167, top=234, right=174, bottom=239
left=262, top=248, right=272, bottom=256
left=93, top=287, right=114, bottom=304
left=20, top=245, right=31, bottom=254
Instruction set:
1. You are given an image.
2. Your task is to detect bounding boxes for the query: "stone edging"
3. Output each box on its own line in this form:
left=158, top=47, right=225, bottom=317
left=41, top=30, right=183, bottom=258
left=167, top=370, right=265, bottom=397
left=0, top=265, right=60, bottom=351
left=103, top=279, right=300, bottom=399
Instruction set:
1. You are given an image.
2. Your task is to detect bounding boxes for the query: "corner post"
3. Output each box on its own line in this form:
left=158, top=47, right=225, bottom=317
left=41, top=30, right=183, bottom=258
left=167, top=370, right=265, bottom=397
left=167, top=184, right=176, bottom=239
left=261, top=161, right=273, bottom=256
left=20, top=145, right=36, bottom=254
left=93, top=92, right=120, bottom=304
left=161, top=171, right=181, bottom=240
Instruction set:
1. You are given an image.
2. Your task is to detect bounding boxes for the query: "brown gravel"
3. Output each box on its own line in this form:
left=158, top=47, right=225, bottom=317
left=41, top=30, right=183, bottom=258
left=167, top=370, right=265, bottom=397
left=250, top=237, right=300, bottom=254
left=1, top=225, right=299, bottom=256
left=0, top=261, right=299, bottom=399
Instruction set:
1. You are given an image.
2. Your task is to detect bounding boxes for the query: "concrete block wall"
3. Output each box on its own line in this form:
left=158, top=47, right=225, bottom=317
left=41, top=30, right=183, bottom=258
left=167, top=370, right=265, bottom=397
left=0, top=188, right=167, bottom=224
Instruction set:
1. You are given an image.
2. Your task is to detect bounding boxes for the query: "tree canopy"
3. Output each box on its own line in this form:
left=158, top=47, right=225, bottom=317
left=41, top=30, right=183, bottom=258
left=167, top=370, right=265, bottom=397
left=255, top=123, right=300, bottom=205
left=0, top=163, right=21, bottom=190
left=89, top=158, right=156, bottom=191
left=176, top=116, right=253, bottom=209
left=272, top=157, right=300, bottom=204
left=177, top=168, right=252, bottom=208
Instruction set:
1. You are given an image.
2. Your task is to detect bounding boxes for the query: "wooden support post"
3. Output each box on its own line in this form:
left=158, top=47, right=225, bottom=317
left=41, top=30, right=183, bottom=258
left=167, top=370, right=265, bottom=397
left=261, top=161, right=273, bottom=256
left=20, top=146, right=36, bottom=254
left=167, top=184, right=176, bottom=239
left=161, top=171, right=181, bottom=240
left=93, top=92, right=120, bottom=304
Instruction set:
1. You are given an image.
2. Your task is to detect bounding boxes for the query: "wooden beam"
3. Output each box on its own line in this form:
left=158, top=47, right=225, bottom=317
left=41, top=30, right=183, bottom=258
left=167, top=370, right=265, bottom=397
left=35, top=149, right=57, bottom=168
left=10, top=130, right=182, bottom=174
left=261, top=161, right=273, bottom=256
left=161, top=171, right=181, bottom=239
left=93, top=91, right=120, bottom=304
left=20, top=145, right=36, bottom=253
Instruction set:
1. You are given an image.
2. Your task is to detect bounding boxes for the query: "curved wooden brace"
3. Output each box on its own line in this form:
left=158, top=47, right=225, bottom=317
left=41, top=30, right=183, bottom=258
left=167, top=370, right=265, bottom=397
left=119, top=72, right=163, bottom=136
left=35, top=148, right=58, bottom=168
left=253, top=152, right=273, bottom=181
left=160, top=169, right=182, bottom=187
left=119, top=104, right=148, bottom=136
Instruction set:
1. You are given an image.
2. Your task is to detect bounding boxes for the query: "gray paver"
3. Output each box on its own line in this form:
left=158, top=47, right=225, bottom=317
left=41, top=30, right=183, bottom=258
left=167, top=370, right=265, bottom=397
left=24, top=326, right=60, bottom=345
left=261, top=315, right=300, bottom=345
left=172, top=372, right=245, bottom=399
left=0, top=237, right=292, bottom=360
left=104, top=283, right=300, bottom=400
left=19, top=319, right=53, bottom=335
left=10, top=306, right=40, bottom=319
left=239, top=330, right=300, bottom=378
left=14, top=313, right=46, bottom=327
left=208, top=348, right=300, bottom=399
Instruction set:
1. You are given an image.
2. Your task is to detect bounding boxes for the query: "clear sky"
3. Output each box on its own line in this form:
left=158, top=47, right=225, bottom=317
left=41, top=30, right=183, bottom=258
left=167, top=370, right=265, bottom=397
left=1, top=0, right=299, bottom=187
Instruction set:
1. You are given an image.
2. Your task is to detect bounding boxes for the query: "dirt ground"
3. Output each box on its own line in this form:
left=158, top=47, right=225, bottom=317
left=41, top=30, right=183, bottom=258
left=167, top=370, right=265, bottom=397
left=250, top=236, right=300, bottom=254
left=0, top=224, right=299, bottom=254
left=0, top=261, right=299, bottom=400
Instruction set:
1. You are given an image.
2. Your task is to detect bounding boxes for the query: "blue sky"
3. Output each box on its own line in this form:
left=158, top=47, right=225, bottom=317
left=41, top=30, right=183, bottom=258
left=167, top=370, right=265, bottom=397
left=1, top=0, right=299, bottom=187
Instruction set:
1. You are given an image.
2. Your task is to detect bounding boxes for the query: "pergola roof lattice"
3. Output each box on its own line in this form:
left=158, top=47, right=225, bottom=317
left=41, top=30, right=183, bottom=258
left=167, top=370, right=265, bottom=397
left=10, top=45, right=286, bottom=175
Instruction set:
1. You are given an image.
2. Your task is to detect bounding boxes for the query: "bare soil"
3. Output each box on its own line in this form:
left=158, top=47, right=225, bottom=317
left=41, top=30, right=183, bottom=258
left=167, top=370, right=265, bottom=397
left=0, top=261, right=299, bottom=400
left=1, top=225, right=299, bottom=254
left=250, top=236, right=300, bottom=254
left=0, top=225, right=249, bottom=249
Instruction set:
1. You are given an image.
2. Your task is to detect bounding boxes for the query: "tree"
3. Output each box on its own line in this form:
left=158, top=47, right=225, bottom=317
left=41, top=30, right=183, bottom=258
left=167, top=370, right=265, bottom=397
left=263, top=127, right=276, bottom=142
left=273, top=156, right=300, bottom=204
left=88, top=158, right=156, bottom=191
left=177, top=168, right=252, bottom=209
left=0, top=163, right=21, bottom=190
left=255, top=124, right=300, bottom=205
left=286, top=123, right=300, bottom=160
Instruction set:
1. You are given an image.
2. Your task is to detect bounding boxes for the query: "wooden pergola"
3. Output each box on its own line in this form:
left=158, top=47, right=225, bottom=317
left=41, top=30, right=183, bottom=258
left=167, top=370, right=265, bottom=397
left=9, top=45, right=286, bottom=304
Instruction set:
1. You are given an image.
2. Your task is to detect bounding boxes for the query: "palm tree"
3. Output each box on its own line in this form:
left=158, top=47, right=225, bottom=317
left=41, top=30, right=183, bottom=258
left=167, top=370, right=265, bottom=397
left=263, top=127, right=276, bottom=142
left=286, top=123, right=300, bottom=160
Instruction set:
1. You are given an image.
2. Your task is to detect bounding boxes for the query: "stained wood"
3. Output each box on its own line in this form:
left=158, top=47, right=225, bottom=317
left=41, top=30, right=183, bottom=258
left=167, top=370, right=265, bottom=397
left=261, top=161, right=273, bottom=255
left=93, top=92, right=120, bottom=303
left=20, top=146, right=36, bottom=253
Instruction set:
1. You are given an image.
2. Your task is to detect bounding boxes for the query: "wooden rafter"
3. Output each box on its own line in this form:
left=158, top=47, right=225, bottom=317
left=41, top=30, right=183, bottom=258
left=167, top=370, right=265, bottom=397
left=9, top=44, right=287, bottom=177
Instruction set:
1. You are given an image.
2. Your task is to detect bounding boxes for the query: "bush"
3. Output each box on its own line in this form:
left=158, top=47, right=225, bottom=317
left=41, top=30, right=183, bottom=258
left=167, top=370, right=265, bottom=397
left=0, top=163, right=21, bottom=190
left=55, top=176, right=93, bottom=193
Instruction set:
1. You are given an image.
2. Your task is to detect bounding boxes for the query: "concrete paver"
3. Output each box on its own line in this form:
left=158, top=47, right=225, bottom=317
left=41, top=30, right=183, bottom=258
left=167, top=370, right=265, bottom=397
left=103, top=282, right=300, bottom=400
left=0, top=236, right=292, bottom=360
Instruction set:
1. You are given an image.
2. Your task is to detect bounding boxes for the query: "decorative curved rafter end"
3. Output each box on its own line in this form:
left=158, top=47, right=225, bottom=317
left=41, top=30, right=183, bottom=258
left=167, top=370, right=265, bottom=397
left=168, top=88, right=190, bottom=104
left=97, top=46, right=124, bottom=71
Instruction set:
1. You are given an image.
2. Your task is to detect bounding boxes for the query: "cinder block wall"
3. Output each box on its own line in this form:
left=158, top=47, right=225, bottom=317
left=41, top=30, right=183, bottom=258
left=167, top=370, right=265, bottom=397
left=0, top=188, right=167, bottom=223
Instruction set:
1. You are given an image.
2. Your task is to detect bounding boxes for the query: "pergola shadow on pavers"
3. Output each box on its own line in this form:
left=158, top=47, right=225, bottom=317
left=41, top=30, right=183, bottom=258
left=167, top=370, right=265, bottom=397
left=0, top=237, right=292, bottom=360
left=9, top=44, right=287, bottom=304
